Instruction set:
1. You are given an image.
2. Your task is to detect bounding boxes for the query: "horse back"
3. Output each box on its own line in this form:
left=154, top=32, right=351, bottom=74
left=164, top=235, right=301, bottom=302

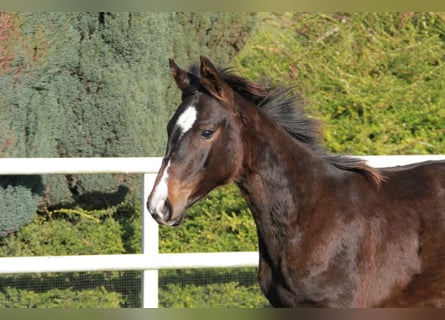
left=376, top=160, right=445, bottom=306
left=378, top=160, right=445, bottom=239
left=379, top=160, right=445, bottom=213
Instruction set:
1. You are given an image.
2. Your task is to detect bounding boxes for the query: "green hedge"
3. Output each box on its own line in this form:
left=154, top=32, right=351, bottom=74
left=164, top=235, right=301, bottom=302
left=236, top=12, right=445, bottom=155
left=0, top=185, right=267, bottom=307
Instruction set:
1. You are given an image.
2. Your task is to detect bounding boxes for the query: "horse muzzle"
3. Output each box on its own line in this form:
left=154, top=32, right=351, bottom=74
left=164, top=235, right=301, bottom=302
left=147, top=197, right=184, bottom=226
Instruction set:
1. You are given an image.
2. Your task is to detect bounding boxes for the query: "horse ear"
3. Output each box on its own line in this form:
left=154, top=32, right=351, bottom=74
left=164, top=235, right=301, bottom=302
left=169, top=58, right=190, bottom=91
left=199, top=55, right=230, bottom=100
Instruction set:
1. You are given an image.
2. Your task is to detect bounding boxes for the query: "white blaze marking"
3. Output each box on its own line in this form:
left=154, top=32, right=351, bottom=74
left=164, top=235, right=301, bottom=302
left=150, top=160, right=171, bottom=219
left=149, top=106, right=197, bottom=219
left=176, top=106, right=197, bottom=138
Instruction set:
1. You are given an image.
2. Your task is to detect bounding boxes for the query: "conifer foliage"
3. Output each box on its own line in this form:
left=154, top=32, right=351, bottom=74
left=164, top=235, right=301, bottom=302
left=0, top=12, right=256, bottom=234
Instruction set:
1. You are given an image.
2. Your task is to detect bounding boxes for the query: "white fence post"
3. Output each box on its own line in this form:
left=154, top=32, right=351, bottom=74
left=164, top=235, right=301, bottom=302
left=142, top=173, right=159, bottom=308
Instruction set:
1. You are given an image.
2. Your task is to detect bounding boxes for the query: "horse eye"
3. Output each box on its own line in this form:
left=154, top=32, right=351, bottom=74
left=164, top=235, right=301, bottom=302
left=200, top=130, right=214, bottom=139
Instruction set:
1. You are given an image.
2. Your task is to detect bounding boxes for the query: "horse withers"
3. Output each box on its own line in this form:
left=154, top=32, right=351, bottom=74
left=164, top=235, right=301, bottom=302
left=147, top=56, right=445, bottom=307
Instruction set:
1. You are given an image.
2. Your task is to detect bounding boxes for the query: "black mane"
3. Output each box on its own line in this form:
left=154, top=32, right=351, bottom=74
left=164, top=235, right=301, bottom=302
left=188, top=64, right=383, bottom=185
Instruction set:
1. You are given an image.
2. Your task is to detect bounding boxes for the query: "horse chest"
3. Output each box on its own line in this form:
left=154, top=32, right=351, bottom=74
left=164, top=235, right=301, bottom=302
left=257, top=238, right=358, bottom=307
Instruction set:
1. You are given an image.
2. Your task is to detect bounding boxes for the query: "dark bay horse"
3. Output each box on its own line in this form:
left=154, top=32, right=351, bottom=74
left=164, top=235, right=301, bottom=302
left=147, top=56, right=445, bottom=307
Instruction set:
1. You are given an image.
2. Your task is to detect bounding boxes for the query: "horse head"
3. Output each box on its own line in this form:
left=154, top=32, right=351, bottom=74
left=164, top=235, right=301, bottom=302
left=147, top=56, right=244, bottom=226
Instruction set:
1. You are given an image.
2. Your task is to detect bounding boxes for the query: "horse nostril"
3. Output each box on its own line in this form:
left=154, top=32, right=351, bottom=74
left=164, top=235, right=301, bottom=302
left=163, top=199, right=173, bottom=220
left=156, top=199, right=167, bottom=218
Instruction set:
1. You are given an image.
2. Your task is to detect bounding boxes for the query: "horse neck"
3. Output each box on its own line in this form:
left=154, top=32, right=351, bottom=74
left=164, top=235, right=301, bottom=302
left=234, top=106, right=323, bottom=246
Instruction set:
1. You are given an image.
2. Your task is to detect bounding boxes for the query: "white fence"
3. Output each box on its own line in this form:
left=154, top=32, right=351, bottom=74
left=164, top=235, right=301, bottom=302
left=0, top=155, right=444, bottom=307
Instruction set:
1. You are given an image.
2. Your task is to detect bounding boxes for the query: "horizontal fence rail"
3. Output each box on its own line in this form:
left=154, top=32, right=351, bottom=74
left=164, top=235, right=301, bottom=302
left=0, top=157, right=163, bottom=175
left=0, top=155, right=444, bottom=307
left=0, top=252, right=260, bottom=274
left=1, top=155, right=445, bottom=175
